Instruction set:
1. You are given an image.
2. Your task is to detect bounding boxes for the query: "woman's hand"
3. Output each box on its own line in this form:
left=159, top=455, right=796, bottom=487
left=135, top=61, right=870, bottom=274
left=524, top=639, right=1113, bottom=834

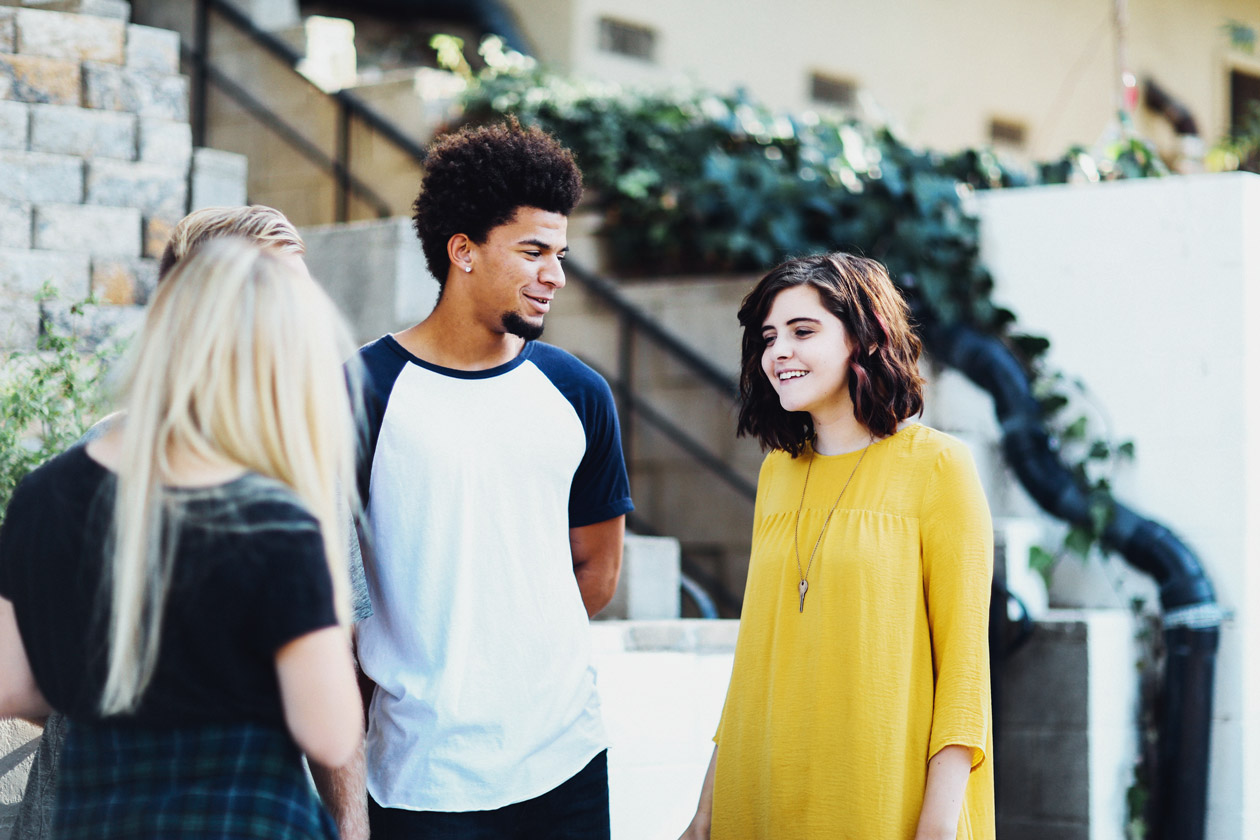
left=913, top=744, right=972, bottom=840
left=678, top=746, right=718, bottom=840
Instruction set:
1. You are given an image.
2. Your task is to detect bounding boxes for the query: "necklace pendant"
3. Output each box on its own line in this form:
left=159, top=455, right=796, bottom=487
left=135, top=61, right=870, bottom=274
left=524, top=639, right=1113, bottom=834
left=798, top=579, right=809, bottom=613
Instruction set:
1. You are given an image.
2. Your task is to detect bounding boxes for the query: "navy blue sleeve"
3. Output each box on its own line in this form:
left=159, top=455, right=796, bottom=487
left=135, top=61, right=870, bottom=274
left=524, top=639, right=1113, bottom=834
left=530, top=343, right=634, bottom=528
left=353, top=337, right=410, bottom=507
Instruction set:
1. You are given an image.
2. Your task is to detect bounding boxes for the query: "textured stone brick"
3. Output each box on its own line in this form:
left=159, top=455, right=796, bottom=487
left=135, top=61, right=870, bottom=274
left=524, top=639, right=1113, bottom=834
left=42, top=298, right=143, bottom=353
left=143, top=212, right=175, bottom=259
left=0, top=98, right=26, bottom=148
left=0, top=200, right=30, bottom=246
left=0, top=9, right=14, bottom=53
left=0, top=245, right=89, bottom=297
left=86, top=158, right=186, bottom=217
left=15, top=8, right=124, bottom=63
left=19, top=0, right=130, bottom=22
left=0, top=149, right=81, bottom=202
left=82, top=61, right=188, bottom=120
left=33, top=202, right=141, bottom=256
left=91, top=255, right=157, bottom=304
left=125, top=24, right=177, bottom=73
left=137, top=117, right=190, bottom=166
left=0, top=52, right=81, bottom=105
left=29, top=102, right=134, bottom=158
left=189, top=147, right=247, bottom=209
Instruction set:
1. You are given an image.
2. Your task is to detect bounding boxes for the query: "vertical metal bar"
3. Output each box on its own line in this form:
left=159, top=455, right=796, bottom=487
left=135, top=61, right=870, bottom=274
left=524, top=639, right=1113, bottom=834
left=192, top=0, right=209, bottom=148
left=335, top=102, right=350, bottom=223
left=617, top=311, right=635, bottom=471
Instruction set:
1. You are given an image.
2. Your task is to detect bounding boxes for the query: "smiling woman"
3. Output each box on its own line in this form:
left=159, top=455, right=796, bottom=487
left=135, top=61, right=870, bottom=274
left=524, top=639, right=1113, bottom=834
left=679, top=253, right=995, bottom=840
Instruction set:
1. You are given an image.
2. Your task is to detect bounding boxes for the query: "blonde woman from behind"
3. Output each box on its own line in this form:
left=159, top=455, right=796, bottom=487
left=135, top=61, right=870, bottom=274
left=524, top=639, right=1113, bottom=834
left=0, top=239, right=363, bottom=839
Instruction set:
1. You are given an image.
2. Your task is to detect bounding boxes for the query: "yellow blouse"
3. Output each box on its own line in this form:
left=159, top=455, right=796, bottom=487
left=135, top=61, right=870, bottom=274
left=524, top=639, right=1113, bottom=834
left=713, top=423, right=994, bottom=840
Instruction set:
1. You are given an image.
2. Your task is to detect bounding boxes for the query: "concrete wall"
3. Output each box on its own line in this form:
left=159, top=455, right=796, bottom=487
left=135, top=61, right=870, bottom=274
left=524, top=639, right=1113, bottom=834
left=502, top=0, right=1260, bottom=166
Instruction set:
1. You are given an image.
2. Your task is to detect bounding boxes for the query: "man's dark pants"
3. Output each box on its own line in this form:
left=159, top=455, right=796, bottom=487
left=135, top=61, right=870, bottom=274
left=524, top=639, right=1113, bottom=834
left=367, top=750, right=610, bottom=840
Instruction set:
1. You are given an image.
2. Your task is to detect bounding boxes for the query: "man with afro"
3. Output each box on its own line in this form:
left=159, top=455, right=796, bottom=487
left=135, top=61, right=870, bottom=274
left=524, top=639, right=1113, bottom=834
left=344, top=120, right=633, bottom=838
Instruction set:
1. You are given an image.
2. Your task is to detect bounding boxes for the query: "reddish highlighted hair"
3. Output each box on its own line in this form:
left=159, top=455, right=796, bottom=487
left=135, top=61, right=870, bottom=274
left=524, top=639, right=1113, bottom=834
left=736, top=252, right=924, bottom=456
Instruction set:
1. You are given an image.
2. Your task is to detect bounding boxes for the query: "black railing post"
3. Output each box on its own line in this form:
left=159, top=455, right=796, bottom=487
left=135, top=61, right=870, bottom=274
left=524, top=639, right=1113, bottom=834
left=192, top=0, right=209, bottom=147
left=617, top=310, right=634, bottom=468
left=335, top=103, right=350, bottom=222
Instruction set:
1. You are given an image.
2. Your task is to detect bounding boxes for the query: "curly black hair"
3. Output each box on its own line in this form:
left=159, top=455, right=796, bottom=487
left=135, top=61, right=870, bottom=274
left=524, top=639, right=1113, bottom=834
left=412, top=119, right=583, bottom=289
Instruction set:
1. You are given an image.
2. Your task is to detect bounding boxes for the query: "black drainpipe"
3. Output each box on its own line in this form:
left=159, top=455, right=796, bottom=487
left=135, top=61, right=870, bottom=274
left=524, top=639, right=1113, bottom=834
left=925, top=321, right=1221, bottom=840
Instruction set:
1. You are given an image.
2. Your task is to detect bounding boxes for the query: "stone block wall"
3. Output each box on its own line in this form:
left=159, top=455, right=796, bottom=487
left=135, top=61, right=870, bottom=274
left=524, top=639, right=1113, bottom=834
left=0, top=0, right=177, bottom=345
left=0, top=0, right=243, bottom=353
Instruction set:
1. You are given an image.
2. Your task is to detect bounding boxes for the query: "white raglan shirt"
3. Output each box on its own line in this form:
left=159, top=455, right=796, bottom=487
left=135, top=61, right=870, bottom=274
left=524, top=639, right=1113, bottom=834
left=355, top=336, right=633, bottom=812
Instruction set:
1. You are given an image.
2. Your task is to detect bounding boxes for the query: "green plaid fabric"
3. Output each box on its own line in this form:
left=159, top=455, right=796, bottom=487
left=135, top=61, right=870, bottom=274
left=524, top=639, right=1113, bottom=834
left=55, top=720, right=337, bottom=839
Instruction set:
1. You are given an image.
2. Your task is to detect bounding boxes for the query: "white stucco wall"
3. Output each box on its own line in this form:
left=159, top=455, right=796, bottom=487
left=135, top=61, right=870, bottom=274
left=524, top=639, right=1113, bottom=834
left=972, top=171, right=1260, bottom=839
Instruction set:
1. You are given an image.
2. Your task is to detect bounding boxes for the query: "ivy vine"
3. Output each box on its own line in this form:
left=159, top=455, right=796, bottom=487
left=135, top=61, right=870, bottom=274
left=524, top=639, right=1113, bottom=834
left=0, top=288, right=113, bottom=512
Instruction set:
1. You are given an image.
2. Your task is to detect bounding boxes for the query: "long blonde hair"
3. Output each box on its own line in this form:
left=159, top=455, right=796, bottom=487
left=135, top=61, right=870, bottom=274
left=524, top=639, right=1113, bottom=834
left=100, top=238, right=359, bottom=716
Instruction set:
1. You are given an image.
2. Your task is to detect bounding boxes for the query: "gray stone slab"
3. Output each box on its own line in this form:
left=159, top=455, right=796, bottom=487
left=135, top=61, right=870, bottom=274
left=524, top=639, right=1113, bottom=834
left=0, top=200, right=30, bottom=247
left=81, top=61, right=188, bottom=120
left=189, top=146, right=246, bottom=209
left=85, top=158, right=186, bottom=217
left=29, top=102, right=135, bottom=159
left=0, top=52, right=80, bottom=105
left=14, top=7, right=124, bottom=63
left=0, top=99, right=27, bottom=150
left=995, top=727, right=1089, bottom=823
left=999, top=620, right=1090, bottom=729
left=137, top=118, right=190, bottom=166
left=33, top=202, right=141, bottom=256
left=0, top=245, right=89, bottom=297
left=91, top=254, right=157, bottom=304
left=0, top=149, right=81, bottom=202
left=125, top=23, right=177, bottom=73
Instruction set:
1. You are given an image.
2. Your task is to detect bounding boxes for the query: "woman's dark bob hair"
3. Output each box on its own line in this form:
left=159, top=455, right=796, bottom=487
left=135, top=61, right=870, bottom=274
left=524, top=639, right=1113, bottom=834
left=736, top=252, right=924, bottom=456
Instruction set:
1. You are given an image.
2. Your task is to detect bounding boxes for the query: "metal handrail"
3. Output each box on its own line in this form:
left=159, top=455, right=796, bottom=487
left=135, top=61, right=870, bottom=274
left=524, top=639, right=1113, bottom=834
left=582, top=356, right=756, bottom=502
left=567, top=262, right=741, bottom=400
left=200, top=0, right=429, bottom=162
left=188, top=0, right=427, bottom=222
left=190, top=56, right=394, bottom=217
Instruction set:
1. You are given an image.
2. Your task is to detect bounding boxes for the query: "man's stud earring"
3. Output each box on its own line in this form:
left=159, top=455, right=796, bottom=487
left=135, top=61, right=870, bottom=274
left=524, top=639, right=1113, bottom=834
left=463, top=265, right=472, bottom=273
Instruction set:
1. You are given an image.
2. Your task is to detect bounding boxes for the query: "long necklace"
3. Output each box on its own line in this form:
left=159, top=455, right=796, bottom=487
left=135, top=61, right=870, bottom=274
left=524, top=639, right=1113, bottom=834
left=793, top=437, right=873, bottom=613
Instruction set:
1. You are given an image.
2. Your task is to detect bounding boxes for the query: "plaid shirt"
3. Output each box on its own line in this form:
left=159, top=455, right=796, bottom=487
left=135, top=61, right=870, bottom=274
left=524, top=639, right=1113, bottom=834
left=55, top=720, right=338, bottom=839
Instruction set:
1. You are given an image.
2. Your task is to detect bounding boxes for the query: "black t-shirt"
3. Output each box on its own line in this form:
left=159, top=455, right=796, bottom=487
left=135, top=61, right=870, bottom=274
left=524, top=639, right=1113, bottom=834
left=0, top=446, right=339, bottom=728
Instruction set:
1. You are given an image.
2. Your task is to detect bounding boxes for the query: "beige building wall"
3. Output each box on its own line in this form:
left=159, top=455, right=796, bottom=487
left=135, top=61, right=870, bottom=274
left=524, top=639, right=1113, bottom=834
left=504, top=0, right=1260, bottom=163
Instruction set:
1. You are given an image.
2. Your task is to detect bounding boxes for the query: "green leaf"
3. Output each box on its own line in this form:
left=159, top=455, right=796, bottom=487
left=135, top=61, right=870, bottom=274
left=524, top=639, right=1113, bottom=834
left=1065, top=526, right=1094, bottom=559
left=1089, top=495, right=1113, bottom=536
left=1028, top=545, right=1057, bottom=587
left=1062, top=416, right=1088, bottom=442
